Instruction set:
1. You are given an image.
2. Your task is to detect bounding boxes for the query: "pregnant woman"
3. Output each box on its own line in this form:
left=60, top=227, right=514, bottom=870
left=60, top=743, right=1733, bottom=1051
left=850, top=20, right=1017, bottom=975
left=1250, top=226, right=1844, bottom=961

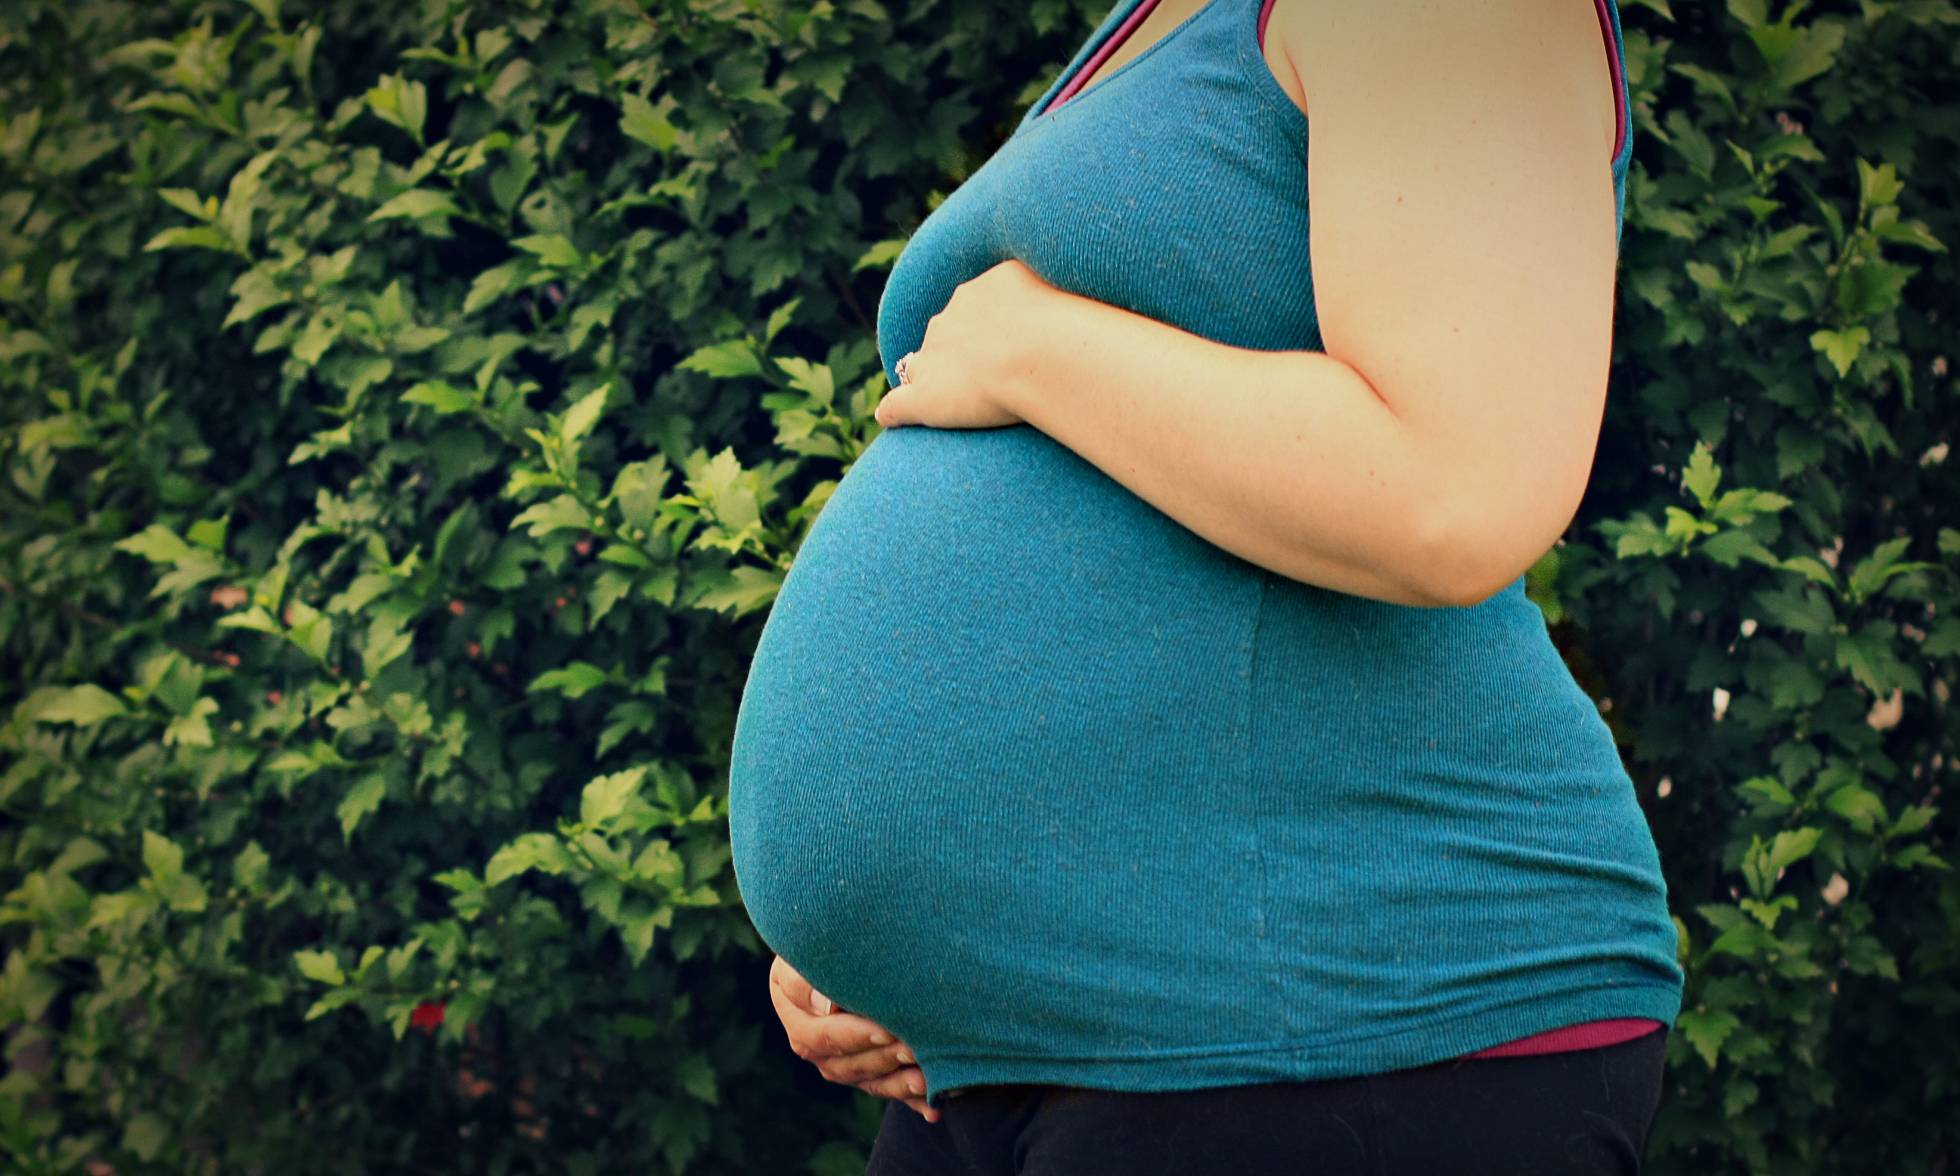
left=728, top=0, right=1685, bottom=1171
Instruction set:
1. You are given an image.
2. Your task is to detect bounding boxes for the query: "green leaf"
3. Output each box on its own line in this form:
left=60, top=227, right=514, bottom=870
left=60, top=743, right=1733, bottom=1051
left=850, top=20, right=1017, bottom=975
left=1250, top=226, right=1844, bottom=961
left=1856, top=157, right=1905, bottom=209
left=1698, top=528, right=1776, bottom=569
left=163, top=697, right=218, bottom=748
left=1738, top=775, right=1796, bottom=809
left=234, top=841, right=270, bottom=890
left=1871, top=216, right=1945, bottom=252
left=512, top=233, right=582, bottom=268
left=632, top=839, right=685, bottom=887
left=1681, top=443, right=1720, bottom=507
left=1885, top=804, right=1935, bottom=840
left=402, top=379, right=476, bottom=414
left=1779, top=555, right=1837, bottom=589
left=284, top=600, right=335, bottom=664
left=510, top=494, right=593, bottom=538
left=1684, top=259, right=1725, bottom=292
left=620, top=91, right=680, bottom=151
left=1836, top=259, right=1913, bottom=318
left=580, top=767, right=646, bottom=828
left=385, top=939, right=425, bottom=981
left=25, top=683, right=129, bottom=725
left=1770, top=22, right=1844, bottom=90
left=774, top=356, right=837, bottom=405
left=1676, top=1007, right=1740, bottom=1069
left=1834, top=622, right=1916, bottom=696
left=303, top=988, right=362, bottom=1022
left=484, top=832, right=579, bottom=886
left=689, top=447, right=762, bottom=531
left=361, top=615, right=414, bottom=677
left=224, top=269, right=294, bottom=329
left=294, top=949, right=345, bottom=986
left=113, top=524, right=186, bottom=564
left=1846, top=537, right=1933, bottom=602
left=432, top=868, right=483, bottom=894
left=365, top=72, right=428, bottom=142
left=855, top=237, right=908, bottom=272
left=159, top=871, right=208, bottom=913
left=529, top=661, right=611, bottom=699
left=690, top=564, right=784, bottom=617
left=217, top=606, right=281, bottom=635
left=1767, top=827, right=1822, bottom=874
left=1809, top=326, right=1868, bottom=379
left=1889, top=845, right=1953, bottom=873
left=1740, top=894, right=1796, bottom=930
left=677, top=339, right=763, bottom=380
left=1752, top=584, right=1834, bottom=634
left=368, top=189, right=460, bottom=222
left=560, top=384, right=610, bottom=447
left=157, top=187, right=214, bottom=221
left=1668, top=63, right=1733, bottom=109
left=123, top=1112, right=170, bottom=1162
left=142, top=830, right=184, bottom=883
left=338, top=771, right=388, bottom=843
left=675, top=1052, right=719, bottom=1105
left=1726, top=0, right=1766, bottom=26
left=142, top=225, right=235, bottom=253
left=1823, top=784, right=1887, bottom=834
left=463, top=260, right=528, bottom=314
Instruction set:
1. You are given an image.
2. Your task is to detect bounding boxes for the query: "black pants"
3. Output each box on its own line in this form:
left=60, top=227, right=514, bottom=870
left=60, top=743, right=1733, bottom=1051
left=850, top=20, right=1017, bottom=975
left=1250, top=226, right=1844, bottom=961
left=866, top=1025, right=1668, bottom=1176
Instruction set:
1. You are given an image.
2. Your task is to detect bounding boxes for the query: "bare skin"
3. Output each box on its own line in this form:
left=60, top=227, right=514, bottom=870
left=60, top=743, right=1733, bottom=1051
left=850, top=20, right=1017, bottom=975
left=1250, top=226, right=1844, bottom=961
left=767, top=954, right=940, bottom=1123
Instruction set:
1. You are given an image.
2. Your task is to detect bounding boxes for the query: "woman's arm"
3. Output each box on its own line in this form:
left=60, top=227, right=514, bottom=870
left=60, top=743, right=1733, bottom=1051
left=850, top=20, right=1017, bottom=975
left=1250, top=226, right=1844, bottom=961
left=997, top=0, right=1623, bottom=609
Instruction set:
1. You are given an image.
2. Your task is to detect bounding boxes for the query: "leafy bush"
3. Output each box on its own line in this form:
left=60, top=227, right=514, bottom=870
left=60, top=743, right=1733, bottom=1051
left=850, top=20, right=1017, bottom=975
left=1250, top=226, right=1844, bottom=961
left=0, top=0, right=1952, bottom=1173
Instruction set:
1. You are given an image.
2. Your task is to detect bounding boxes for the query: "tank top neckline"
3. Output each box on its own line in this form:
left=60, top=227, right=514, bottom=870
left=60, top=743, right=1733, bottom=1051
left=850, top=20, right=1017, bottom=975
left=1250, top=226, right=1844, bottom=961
left=1029, top=0, right=1629, bottom=165
left=1032, top=0, right=1228, bottom=123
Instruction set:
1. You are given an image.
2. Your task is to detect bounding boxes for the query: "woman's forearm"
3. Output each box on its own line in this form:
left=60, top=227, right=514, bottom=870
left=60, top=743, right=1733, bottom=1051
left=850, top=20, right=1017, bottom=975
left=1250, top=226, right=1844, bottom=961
left=999, top=287, right=1481, bottom=609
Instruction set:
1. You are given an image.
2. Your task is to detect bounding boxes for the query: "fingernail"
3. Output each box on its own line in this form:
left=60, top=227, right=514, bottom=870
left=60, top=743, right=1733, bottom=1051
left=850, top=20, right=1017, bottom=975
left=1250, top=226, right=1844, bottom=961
left=811, top=990, right=833, bottom=1016
left=869, top=1030, right=893, bottom=1045
left=896, top=1047, right=915, bottom=1064
left=909, top=1074, right=925, bottom=1095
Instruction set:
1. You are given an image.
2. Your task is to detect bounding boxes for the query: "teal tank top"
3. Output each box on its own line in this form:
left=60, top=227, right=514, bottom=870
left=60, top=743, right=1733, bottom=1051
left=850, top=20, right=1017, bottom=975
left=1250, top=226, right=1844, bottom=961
left=728, top=0, right=1681, bottom=1105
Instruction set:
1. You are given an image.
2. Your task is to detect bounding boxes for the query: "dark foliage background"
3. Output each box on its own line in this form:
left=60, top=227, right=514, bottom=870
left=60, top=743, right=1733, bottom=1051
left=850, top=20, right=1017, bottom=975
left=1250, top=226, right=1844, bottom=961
left=1, top=0, right=1953, bottom=1172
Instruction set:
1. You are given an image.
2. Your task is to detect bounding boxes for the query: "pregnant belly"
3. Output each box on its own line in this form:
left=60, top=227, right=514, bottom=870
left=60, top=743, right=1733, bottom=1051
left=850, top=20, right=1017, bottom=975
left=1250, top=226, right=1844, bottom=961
left=727, top=424, right=1276, bottom=1054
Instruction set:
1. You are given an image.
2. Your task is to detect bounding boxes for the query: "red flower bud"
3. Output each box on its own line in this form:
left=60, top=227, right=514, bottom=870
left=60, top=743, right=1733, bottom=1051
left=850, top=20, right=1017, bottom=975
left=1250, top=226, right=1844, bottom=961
left=410, top=1000, right=447, bottom=1034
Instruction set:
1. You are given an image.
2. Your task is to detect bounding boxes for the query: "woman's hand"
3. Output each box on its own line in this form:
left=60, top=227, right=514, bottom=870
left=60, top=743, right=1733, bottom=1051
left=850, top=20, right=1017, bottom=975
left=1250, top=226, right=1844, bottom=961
left=874, top=257, right=1060, bottom=431
left=767, top=954, right=941, bottom=1123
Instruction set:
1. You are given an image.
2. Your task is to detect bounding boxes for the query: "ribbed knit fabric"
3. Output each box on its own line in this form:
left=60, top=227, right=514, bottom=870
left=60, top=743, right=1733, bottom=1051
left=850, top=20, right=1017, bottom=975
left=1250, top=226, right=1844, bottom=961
left=727, top=0, right=1680, bottom=1108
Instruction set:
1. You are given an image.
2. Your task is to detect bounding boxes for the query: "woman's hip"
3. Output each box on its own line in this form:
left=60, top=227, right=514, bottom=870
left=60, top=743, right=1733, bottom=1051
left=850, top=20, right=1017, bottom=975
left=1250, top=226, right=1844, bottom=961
left=865, top=1024, right=1669, bottom=1176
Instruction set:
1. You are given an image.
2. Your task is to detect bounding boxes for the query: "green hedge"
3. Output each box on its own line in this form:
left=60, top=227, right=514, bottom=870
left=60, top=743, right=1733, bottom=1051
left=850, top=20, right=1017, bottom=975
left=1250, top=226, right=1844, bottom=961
left=0, top=0, right=1952, bottom=1172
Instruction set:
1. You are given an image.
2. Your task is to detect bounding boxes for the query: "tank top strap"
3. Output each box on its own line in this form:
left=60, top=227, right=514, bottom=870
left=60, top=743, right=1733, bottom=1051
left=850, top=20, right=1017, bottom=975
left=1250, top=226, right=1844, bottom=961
left=1018, top=0, right=1280, bottom=132
left=1595, top=0, right=1633, bottom=168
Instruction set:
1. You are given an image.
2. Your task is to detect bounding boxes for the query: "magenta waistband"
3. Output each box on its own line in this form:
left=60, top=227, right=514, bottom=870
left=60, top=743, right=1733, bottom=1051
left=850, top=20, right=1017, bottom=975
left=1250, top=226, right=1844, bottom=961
left=1463, top=1016, right=1664, bottom=1059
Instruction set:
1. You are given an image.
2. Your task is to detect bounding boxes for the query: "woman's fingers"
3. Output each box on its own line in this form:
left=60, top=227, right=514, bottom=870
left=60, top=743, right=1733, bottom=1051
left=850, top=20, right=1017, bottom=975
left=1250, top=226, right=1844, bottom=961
left=901, top=1095, right=941, bottom=1123
left=856, top=1074, right=941, bottom=1123
left=854, top=1064, right=927, bottom=1101
left=816, top=1042, right=915, bottom=1085
left=775, top=998, right=898, bottom=1059
left=769, top=955, right=857, bottom=1020
left=766, top=956, right=902, bottom=1060
left=769, top=953, right=820, bottom=1013
left=764, top=959, right=941, bottom=1123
